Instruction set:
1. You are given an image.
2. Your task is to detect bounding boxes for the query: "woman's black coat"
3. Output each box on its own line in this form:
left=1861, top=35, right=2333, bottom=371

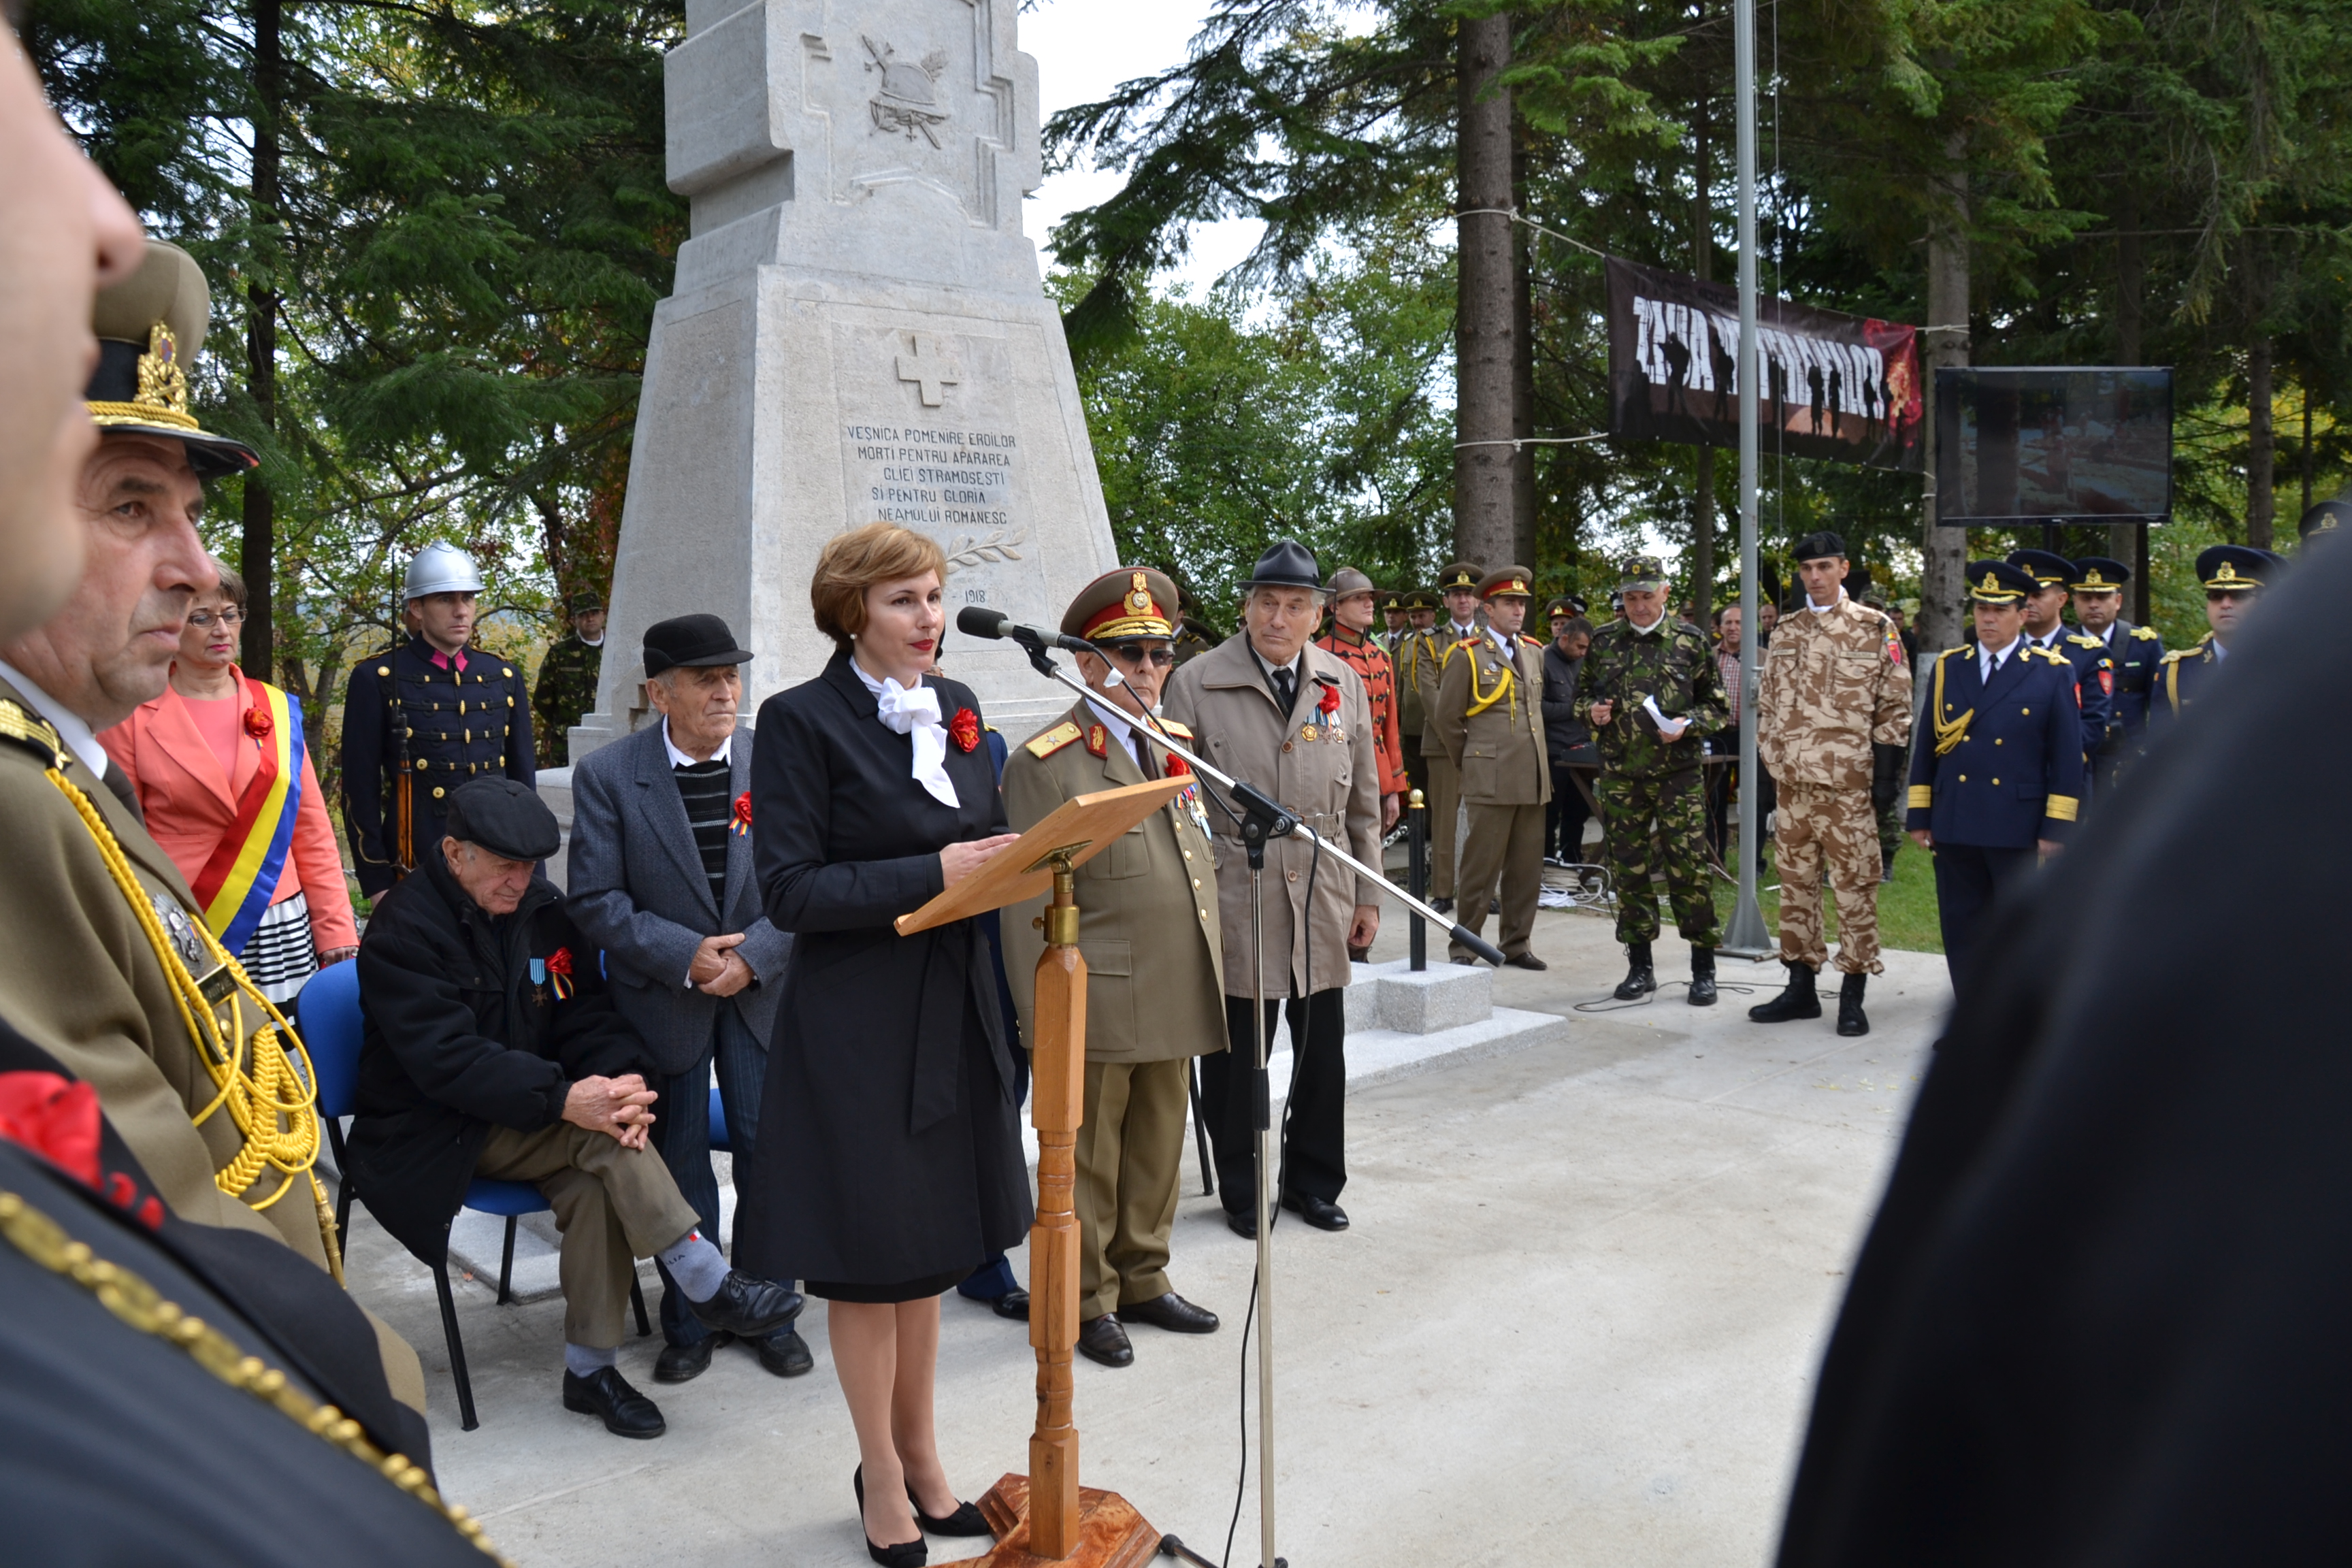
left=734, top=650, right=1032, bottom=1288
left=346, top=849, right=647, bottom=1262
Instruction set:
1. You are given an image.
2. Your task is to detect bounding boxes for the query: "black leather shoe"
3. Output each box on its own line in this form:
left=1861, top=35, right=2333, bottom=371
left=1430, top=896, right=1454, bottom=915
left=1120, top=1291, right=1220, bottom=1334
left=754, top=1327, right=815, bottom=1377
left=1749, top=960, right=1822, bottom=1022
left=1687, top=946, right=1717, bottom=1007
left=1077, top=1315, right=1134, bottom=1367
left=653, top=1335, right=717, bottom=1384
left=1281, top=1192, right=1350, bottom=1231
left=562, top=1367, right=665, bottom=1438
left=685, top=1273, right=804, bottom=1339
left=1224, top=1205, right=1257, bottom=1239
left=908, top=1487, right=993, bottom=1537
left=1450, top=954, right=1477, bottom=965
left=1836, top=971, right=1870, bottom=1037
left=1614, top=941, right=1656, bottom=1000
left=1504, top=951, right=1547, bottom=970
left=991, top=1288, right=1030, bottom=1321
left=855, top=1467, right=926, bottom=1567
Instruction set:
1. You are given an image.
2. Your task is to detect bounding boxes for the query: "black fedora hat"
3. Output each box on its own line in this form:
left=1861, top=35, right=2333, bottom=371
left=643, top=613, right=754, bottom=676
left=1242, top=540, right=1322, bottom=591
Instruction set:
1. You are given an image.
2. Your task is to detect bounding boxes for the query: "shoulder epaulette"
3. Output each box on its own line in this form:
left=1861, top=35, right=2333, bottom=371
left=2131, top=625, right=2161, bottom=640
left=1158, top=719, right=1194, bottom=740
left=2027, top=645, right=2070, bottom=666
left=1520, top=634, right=1544, bottom=648
left=0, top=699, right=67, bottom=768
left=2065, top=632, right=2102, bottom=647
left=2157, top=647, right=2195, bottom=666
left=1938, top=644, right=1972, bottom=662
left=1024, top=721, right=1082, bottom=759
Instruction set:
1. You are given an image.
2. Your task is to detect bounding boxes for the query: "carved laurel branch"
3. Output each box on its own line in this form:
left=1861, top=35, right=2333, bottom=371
left=943, top=525, right=1028, bottom=573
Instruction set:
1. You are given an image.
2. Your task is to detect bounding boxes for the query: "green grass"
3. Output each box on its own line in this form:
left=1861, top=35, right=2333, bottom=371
left=1707, top=834, right=1944, bottom=954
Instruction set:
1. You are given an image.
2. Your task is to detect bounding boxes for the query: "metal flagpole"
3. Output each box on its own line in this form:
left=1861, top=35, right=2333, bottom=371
left=1720, top=0, right=1772, bottom=958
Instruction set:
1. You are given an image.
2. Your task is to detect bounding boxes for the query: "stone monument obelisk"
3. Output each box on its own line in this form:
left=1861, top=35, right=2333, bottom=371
left=567, top=0, right=1119, bottom=760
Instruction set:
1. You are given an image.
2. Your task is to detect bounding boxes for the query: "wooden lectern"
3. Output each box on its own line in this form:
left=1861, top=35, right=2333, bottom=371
left=896, top=775, right=1193, bottom=1567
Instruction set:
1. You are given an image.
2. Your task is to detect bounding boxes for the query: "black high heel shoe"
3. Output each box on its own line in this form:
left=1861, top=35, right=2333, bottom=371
left=853, top=1465, right=927, bottom=1567
left=907, top=1481, right=994, bottom=1537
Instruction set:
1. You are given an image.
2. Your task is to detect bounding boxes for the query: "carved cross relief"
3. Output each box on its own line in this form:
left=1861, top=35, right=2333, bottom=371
left=896, top=333, right=962, bottom=406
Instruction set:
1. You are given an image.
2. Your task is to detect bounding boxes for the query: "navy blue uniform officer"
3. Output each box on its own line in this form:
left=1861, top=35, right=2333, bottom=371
left=2006, top=549, right=2112, bottom=769
left=2066, top=555, right=2162, bottom=791
left=2149, top=545, right=2280, bottom=742
left=1906, top=560, right=2086, bottom=992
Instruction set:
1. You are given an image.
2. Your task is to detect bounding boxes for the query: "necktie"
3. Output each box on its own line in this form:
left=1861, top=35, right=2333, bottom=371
left=1273, top=665, right=1296, bottom=715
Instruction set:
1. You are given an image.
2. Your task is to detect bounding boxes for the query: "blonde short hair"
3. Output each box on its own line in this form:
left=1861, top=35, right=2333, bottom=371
left=811, top=523, right=948, bottom=650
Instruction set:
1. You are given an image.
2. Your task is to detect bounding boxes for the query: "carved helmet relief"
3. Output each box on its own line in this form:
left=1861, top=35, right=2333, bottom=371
left=862, top=35, right=951, bottom=148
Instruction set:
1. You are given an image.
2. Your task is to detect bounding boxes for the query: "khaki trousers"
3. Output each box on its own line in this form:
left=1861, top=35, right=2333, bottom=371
left=1452, top=800, right=1546, bottom=961
left=1424, top=750, right=1463, bottom=899
left=474, top=1122, right=703, bottom=1350
left=1774, top=783, right=1884, bottom=975
left=1077, top=1057, right=1190, bottom=1322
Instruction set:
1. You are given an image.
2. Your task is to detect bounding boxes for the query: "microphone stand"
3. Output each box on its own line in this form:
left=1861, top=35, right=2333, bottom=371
left=992, top=627, right=1503, bottom=1568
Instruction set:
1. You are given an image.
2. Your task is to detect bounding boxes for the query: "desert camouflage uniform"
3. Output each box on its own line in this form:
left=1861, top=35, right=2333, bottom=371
left=1573, top=615, right=1728, bottom=947
left=1756, top=595, right=1913, bottom=974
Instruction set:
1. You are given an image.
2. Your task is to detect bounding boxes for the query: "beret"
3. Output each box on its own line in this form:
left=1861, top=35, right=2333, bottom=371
left=444, top=777, right=559, bottom=862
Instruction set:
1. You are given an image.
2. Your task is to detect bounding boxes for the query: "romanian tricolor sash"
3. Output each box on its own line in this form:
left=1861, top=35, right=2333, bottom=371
left=190, top=676, right=304, bottom=954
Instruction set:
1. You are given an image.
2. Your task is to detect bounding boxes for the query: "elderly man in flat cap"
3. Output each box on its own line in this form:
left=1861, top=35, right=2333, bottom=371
left=350, top=777, right=804, bottom=1439
left=568, top=613, right=808, bottom=1382
left=1002, top=568, right=1227, bottom=1367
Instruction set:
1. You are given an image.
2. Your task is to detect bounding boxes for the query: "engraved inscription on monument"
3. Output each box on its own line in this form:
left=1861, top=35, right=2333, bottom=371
left=843, top=421, right=1028, bottom=592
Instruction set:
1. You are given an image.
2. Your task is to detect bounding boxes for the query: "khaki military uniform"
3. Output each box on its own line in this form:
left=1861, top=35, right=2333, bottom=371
left=1755, top=597, right=1914, bottom=973
left=1433, top=631, right=1553, bottom=961
left=1407, top=622, right=1483, bottom=898
left=1392, top=625, right=1443, bottom=799
left=1002, top=702, right=1225, bottom=1322
left=0, top=681, right=424, bottom=1409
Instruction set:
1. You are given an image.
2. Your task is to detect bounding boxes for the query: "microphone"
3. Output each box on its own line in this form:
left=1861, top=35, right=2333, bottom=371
left=954, top=606, right=1099, bottom=656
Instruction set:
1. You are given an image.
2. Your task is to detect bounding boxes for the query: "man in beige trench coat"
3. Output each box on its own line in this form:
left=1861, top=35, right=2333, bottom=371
left=1003, top=567, right=1228, bottom=1369
left=1161, top=541, right=1384, bottom=1237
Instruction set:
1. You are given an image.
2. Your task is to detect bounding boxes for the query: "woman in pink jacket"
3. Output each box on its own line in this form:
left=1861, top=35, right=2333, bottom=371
left=102, top=560, right=357, bottom=1001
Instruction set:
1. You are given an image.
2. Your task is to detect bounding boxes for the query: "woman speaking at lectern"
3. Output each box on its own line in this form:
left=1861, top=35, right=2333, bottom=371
left=737, top=521, right=1032, bottom=1563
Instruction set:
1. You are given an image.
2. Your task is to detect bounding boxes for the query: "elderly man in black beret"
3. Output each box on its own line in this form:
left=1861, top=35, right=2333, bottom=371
left=348, top=777, right=802, bottom=1439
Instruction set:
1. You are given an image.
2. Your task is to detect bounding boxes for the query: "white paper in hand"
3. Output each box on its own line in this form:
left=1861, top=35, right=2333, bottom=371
left=1642, top=693, right=1690, bottom=740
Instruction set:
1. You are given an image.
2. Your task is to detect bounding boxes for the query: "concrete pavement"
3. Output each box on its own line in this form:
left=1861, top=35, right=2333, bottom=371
left=342, top=902, right=1950, bottom=1567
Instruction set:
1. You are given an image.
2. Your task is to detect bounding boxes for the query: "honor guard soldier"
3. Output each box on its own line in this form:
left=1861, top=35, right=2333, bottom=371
left=2007, top=549, right=2113, bottom=781
left=1313, top=566, right=1409, bottom=852
left=0, top=239, right=426, bottom=1407
left=1576, top=555, right=1729, bottom=1004
left=342, top=542, right=536, bottom=896
left=2149, top=544, right=2278, bottom=741
left=2066, top=555, right=2162, bottom=793
left=1408, top=561, right=1487, bottom=913
left=1432, top=566, right=1552, bottom=969
left=1002, top=568, right=1227, bottom=1369
left=1747, top=532, right=1913, bottom=1036
left=531, top=589, right=606, bottom=766
left=1906, top=560, right=2085, bottom=991
left=1390, top=587, right=1443, bottom=798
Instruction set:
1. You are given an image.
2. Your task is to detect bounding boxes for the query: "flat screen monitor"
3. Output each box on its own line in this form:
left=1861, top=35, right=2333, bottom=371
left=1933, top=367, right=2172, bottom=525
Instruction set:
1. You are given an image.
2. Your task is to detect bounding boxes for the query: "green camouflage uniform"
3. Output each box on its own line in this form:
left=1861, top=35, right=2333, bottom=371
left=532, top=633, right=603, bottom=768
left=1573, top=615, right=1729, bottom=947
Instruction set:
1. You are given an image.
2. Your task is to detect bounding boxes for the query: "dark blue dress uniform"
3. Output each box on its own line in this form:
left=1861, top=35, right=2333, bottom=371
left=1908, top=564, right=2086, bottom=992
left=2145, top=545, right=2281, bottom=749
left=340, top=635, right=535, bottom=896
left=2008, top=550, right=2111, bottom=765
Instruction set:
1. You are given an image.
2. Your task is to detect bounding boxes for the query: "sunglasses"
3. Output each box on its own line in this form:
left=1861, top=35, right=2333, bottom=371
left=1103, top=642, right=1176, bottom=668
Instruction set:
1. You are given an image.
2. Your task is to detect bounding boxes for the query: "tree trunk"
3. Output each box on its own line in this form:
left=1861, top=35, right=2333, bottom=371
left=240, top=0, right=282, bottom=678
left=1918, top=150, right=1969, bottom=652
left=1690, top=91, right=1714, bottom=625
left=2302, top=394, right=2314, bottom=519
left=2112, top=185, right=2145, bottom=621
left=1510, top=130, right=1536, bottom=571
left=2248, top=335, right=2274, bottom=549
left=1454, top=12, right=1516, bottom=569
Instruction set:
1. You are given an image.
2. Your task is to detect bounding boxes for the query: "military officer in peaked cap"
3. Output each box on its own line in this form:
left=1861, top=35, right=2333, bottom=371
left=342, top=540, right=535, bottom=896
left=2007, top=549, right=2112, bottom=788
left=532, top=587, right=606, bottom=767
left=1906, top=560, right=2086, bottom=992
left=2066, top=555, right=2163, bottom=795
left=2300, top=498, right=2349, bottom=549
left=1377, top=588, right=1408, bottom=649
left=2149, top=544, right=2278, bottom=743
left=1406, top=561, right=1487, bottom=913
left=1004, top=569, right=1228, bottom=1368
left=1390, top=587, right=1442, bottom=799
left=1433, top=566, right=1552, bottom=968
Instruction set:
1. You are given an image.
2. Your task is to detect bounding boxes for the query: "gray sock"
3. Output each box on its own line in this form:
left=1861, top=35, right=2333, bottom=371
left=566, top=1343, right=617, bottom=1379
left=655, top=1230, right=730, bottom=1303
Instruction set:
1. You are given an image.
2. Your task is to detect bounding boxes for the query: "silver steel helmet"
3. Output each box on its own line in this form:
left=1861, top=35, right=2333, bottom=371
left=404, top=541, right=485, bottom=602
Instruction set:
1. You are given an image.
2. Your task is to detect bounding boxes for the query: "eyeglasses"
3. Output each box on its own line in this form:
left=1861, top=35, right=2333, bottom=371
left=1104, top=642, right=1177, bottom=668
left=187, top=608, right=247, bottom=629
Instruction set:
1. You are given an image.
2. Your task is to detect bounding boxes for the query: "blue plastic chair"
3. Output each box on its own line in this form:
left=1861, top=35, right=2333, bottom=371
left=296, top=959, right=648, bottom=1431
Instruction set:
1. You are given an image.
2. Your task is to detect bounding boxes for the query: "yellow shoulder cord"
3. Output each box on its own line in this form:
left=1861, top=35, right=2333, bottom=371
left=1464, top=644, right=1516, bottom=718
left=2165, top=657, right=2180, bottom=715
left=44, top=767, right=342, bottom=1284
left=1931, top=653, right=1975, bottom=757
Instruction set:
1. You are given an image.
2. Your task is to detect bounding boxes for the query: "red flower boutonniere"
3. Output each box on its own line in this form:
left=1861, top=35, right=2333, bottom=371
left=1317, top=683, right=1341, bottom=717
left=1163, top=753, right=1189, bottom=779
left=242, top=706, right=274, bottom=741
left=731, top=791, right=753, bottom=837
left=948, top=707, right=981, bottom=753
left=546, top=945, right=576, bottom=1000
left=0, top=1071, right=102, bottom=1188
